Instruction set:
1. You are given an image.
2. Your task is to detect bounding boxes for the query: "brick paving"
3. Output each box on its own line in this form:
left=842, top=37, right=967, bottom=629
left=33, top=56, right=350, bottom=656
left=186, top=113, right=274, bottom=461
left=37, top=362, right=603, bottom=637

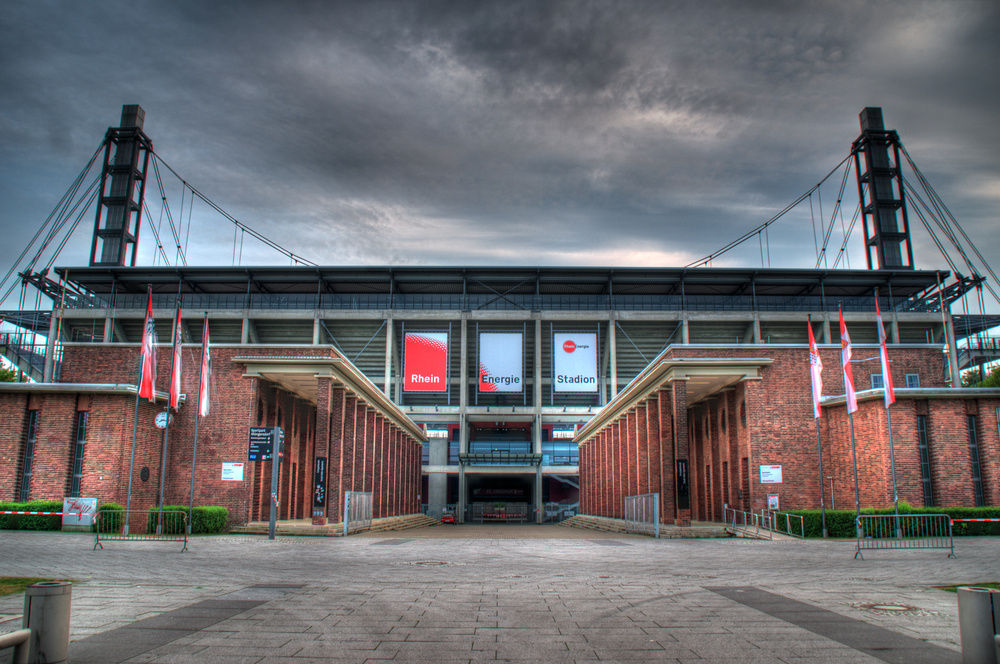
left=1, top=525, right=996, bottom=663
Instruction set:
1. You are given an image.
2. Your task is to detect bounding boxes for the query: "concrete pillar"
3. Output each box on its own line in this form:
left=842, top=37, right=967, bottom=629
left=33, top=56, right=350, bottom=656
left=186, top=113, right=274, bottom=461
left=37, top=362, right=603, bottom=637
left=609, top=318, right=618, bottom=398
left=681, top=317, right=690, bottom=344
left=428, top=435, right=448, bottom=517
left=327, top=387, right=346, bottom=523
left=383, top=317, right=394, bottom=396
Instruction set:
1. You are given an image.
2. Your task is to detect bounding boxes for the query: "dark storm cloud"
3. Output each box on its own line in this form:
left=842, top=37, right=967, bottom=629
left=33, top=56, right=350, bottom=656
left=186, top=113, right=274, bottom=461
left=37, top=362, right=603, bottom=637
left=0, top=0, right=998, bottom=292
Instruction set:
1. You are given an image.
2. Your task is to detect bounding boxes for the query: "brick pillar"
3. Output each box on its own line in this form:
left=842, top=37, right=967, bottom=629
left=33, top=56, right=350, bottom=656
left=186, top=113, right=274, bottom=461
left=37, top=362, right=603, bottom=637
left=373, top=415, right=384, bottom=517
left=625, top=410, right=636, bottom=499
left=646, top=396, right=663, bottom=522
left=602, top=430, right=611, bottom=517
left=672, top=380, right=690, bottom=527
left=658, top=389, right=675, bottom=524
left=612, top=420, right=623, bottom=517
left=637, top=403, right=649, bottom=496
left=341, top=397, right=358, bottom=501
left=327, top=387, right=346, bottom=523
left=313, top=378, right=332, bottom=525
left=365, top=409, right=377, bottom=498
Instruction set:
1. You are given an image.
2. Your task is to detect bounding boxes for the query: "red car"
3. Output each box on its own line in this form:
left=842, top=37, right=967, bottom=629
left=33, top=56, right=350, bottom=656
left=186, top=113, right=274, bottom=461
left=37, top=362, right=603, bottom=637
left=441, top=513, right=456, bottom=524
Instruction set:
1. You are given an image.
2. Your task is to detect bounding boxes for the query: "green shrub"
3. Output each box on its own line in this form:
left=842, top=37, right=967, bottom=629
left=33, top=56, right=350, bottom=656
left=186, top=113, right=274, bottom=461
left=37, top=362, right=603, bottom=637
left=785, top=505, right=1000, bottom=538
left=95, top=503, right=125, bottom=533
left=0, top=500, right=62, bottom=531
left=147, top=505, right=229, bottom=534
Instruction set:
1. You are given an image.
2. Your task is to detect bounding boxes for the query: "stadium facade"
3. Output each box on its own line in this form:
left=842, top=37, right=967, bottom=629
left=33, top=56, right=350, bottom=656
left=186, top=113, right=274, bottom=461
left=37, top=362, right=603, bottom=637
left=1, top=106, right=998, bottom=527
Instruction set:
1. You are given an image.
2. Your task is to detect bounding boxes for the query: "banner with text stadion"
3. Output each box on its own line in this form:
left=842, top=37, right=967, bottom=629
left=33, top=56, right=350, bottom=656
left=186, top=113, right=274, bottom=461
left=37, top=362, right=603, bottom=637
left=553, top=332, right=598, bottom=392
left=403, top=332, right=448, bottom=392
left=478, top=332, right=522, bottom=392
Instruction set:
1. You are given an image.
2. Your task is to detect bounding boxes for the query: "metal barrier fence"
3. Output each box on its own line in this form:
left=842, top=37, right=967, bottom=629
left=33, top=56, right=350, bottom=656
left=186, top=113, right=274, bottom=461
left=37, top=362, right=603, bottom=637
left=623, top=493, right=660, bottom=538
left=94, top=510, right=188, bottom=551
left=854, top=514, right=955, bottom=559
left=343, top=491, right=373, bottom=535
left=470, top=502, right=529, bottom=523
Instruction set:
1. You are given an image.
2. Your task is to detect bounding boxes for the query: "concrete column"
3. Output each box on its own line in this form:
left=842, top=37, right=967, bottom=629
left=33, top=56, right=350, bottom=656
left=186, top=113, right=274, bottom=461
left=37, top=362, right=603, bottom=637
left=42, top=308, right=59, bottom=382
left=681, top=317, right=690, bottom=344
left=822, top=317, right=832, bottom=345
left=313, top=318, right=321, bottom=345
left=428, top=435, right=448, bottom=517
left=752, top=315, right=762, bottom=344
left=609, top=318, right=618, bottom=398
left=458, top=318, right=468, bottom=523
left=383, top=317, right=394, bottom=396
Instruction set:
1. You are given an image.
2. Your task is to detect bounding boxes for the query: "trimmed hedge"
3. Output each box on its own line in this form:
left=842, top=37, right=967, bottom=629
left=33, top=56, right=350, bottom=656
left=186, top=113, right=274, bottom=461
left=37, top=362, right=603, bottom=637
left=0, top=500, right=63, bottom=531
left=784, top=503, right=1000, bottom=538
left=147, top=505, right=229, bottom=534
left=95, top=502, right=125, bottom=532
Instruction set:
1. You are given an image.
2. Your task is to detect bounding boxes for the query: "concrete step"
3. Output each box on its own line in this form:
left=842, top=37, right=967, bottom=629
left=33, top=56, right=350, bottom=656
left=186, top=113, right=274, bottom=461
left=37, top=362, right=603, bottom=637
left=559, top=515, right=732, bottom=539
left=230, top=513, right=440, bottom=537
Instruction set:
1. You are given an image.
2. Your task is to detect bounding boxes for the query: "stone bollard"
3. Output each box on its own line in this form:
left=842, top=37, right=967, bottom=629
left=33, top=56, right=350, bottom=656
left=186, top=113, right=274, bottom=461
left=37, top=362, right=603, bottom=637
left=21, top=581, right=71, bottom=664
left=958, top=586, right=1000, bottom=664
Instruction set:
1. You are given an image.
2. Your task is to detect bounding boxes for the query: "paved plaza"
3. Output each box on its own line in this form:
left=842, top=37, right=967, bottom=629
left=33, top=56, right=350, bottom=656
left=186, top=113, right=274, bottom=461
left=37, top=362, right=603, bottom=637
left=1, top=524, right=997, bottom=663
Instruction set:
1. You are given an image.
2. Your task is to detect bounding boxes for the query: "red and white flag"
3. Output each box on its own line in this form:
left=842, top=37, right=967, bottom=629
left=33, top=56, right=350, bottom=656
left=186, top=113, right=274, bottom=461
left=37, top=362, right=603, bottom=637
left=839, top=308, right=858, bottom=413
left=875, top=299, right=895, bottom=407
left=807, top=321, right=823, bottom=419
left=169, top=304, right=183, bottom=410
left=197, top=316, right=211, bottom=418
left=138, top=291, right=157, bottom=402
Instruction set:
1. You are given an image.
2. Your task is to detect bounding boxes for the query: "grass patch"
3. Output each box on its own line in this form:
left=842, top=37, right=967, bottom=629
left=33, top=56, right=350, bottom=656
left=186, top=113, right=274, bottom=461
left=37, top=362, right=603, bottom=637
left=937, top=582, right=1000, bottom=593
left=0, top=577, right=63, bottom=597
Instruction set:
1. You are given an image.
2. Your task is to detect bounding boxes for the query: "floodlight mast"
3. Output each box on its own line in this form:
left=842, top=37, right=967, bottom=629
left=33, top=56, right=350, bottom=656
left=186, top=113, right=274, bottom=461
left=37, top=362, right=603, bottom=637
left=89, top=104, right=153, bottom=267
left=853, top=107, right=915, bottom=271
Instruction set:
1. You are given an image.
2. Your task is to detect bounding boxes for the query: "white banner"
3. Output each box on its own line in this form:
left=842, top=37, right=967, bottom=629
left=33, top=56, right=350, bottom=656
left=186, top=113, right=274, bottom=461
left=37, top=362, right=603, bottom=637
left=553, top=332, right=598, bottom=392
left=479, top=332, right=522, bottom=392
left=404, top=332, right=449, bottom=392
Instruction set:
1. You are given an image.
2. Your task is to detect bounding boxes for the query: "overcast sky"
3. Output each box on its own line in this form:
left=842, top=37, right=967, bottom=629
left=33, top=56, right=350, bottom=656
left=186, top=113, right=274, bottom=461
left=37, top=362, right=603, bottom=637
left=1, top=1, right=998, bottom=308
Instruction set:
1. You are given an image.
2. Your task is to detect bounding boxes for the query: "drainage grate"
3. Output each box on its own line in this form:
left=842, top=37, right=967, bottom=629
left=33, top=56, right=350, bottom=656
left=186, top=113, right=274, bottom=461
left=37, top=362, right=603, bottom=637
left=589, top=540, right=631, bottom=546
left=369, top=539, right=412, bottom=545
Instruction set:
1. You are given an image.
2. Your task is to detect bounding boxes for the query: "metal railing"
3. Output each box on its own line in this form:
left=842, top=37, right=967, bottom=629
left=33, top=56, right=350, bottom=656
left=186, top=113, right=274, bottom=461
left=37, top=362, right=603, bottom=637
left=854, top=513, right=955, bottom=559
left=470, top=502, right=529, bottom=523
left=343, top=491, right=373, bottom=535
left=94, top=509, right=188, bottom=551
left=725, top=508, right=805, bottom=539
left=542, top=502, right=579, bottom=523
left=726, top=507, right=772, bottom=539
left=623, top=493, right=660, bottom=538
left=0, top=628, right=31, bottom=664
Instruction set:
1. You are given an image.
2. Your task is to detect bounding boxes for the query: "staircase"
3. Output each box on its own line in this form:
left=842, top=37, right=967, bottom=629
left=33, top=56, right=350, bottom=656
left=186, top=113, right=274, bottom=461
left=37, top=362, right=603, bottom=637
left=229, top=513, right=440, bottom=537
left=559, top=514, right=731, bottom=539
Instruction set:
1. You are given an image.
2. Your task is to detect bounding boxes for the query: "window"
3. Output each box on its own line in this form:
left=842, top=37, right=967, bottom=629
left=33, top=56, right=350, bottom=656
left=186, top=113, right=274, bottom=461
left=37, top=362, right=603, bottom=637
left=905, top=374, right=920, bottom=388
left=968, top=415, right=984, bottom=507
left=70, top=411, right=88, bottom=496
left=870, top=374, right=884, bottom=390
left=740, top=401, right=747, bottom=428
left=19, top=410, right=39, bottom=501
left=916, top=415, right=933, bottom=507
left=721, top=409, right=727, bottom=433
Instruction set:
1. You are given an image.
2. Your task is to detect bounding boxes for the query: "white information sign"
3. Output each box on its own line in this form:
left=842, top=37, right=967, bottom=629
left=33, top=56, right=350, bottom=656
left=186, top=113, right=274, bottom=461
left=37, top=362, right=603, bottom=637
left=62, top=497, right=97, bottom=527
left=478, top=332, right=523, bottom=392
left=759, top=464, right=782, bottom=483
left=553, top=332, right=598, bottom=392
left=221, top=462, right=245, bottom=481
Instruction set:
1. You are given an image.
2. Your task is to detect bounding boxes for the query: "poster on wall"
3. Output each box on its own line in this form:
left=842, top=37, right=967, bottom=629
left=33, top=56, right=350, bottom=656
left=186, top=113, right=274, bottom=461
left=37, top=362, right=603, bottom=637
left=479, top=332, right=523, bottom=392
left=759, top=465, right=782, bottom=483
left=553, top=332, right=598, bottom=392
left=403, top=332, right=449, bottom=392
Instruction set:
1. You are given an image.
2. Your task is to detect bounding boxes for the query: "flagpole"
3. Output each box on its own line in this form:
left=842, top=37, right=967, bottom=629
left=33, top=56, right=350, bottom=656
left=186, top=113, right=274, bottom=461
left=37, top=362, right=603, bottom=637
left=886, top=405, right=901, bottom=538
left=188, top=313, right=208, bottom=535
left=815, top=418, right=827, bottom=538
left=125, top=367, right=140, bottom=536
left=849, top=410, right=860, bottom=532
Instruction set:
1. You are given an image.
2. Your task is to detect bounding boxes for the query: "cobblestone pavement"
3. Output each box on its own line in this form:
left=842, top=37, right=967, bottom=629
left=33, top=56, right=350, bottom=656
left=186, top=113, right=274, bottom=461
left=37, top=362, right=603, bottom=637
left=1, top=525, right=996, bottom=663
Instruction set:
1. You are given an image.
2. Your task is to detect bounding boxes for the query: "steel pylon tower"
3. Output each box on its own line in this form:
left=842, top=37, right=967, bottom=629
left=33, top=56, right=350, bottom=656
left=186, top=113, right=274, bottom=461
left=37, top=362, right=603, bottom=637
left=89, top=104, right=153, bottom=266
left=853, top=107, right=915, bottom=270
